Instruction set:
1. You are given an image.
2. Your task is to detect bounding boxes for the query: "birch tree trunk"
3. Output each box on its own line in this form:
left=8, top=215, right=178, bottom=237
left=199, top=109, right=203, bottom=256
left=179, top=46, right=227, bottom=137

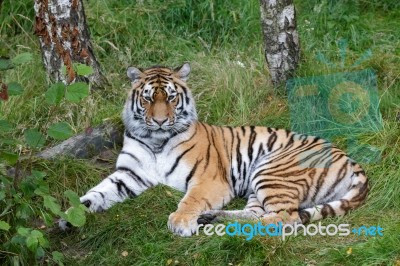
left=34, top=0, right=103, bottom=87
left=259, top=0, right=300, bottom=87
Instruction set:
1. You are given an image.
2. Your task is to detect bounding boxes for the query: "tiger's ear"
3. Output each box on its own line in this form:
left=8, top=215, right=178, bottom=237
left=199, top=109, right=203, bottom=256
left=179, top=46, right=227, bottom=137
left=174, top=63, right=191, bottom=82
left=127, top=67, right=143, bottom=83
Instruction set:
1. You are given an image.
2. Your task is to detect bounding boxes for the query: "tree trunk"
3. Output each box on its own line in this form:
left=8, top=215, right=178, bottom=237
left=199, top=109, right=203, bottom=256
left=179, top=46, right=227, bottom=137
left=34, top=0, right=103, bottom=87
left=259, top=0, right=300, bottom=87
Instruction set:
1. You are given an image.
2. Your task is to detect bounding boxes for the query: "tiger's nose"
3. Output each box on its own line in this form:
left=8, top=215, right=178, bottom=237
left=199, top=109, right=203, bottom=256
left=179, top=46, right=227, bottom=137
left=153, top=118, right=168, bottom=126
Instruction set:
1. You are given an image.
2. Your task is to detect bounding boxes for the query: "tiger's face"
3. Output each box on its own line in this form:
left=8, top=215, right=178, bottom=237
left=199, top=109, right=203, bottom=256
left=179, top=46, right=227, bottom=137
left=123, top=63, right=197, bottom=139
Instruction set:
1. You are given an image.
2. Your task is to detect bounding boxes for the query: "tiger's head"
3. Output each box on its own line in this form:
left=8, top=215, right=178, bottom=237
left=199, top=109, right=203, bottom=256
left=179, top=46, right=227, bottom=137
left=123, top=63, right=197, bottom=139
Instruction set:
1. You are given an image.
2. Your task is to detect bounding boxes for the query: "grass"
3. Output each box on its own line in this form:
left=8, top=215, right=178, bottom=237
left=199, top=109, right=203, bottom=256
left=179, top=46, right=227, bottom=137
left=1, top=0, right=400, bottom=265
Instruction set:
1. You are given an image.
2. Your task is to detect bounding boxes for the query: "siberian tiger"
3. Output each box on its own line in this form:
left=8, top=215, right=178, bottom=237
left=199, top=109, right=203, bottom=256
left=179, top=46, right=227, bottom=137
left=60, top=63, right=368, bottom=236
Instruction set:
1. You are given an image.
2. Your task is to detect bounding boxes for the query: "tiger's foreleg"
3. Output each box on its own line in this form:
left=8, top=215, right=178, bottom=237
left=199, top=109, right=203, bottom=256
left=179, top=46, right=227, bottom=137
left=80, top=168, right=155, bottom=212
left=59, top=168, right=155, bottom=229
left=168, top=180, right=233, bottom=236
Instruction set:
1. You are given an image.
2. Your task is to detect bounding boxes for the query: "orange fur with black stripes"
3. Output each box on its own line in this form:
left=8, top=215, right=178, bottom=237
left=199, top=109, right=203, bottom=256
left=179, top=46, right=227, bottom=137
left=60, top=63, right=368, bottom=236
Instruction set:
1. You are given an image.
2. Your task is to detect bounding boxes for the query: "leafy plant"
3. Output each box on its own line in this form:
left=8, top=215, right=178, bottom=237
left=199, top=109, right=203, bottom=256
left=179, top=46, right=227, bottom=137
left=0, top=57, right=92, bottom=265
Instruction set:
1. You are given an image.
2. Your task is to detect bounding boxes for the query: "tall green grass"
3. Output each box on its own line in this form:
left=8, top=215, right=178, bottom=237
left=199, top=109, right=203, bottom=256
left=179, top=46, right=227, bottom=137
left=1, top=0, right=399, bottom=265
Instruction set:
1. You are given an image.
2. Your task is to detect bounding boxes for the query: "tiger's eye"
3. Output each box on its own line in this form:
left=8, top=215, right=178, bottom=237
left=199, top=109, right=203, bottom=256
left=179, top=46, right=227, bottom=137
left=168, top=95, right=176, bottom=101
left=143, top=96, right=152, bottom=102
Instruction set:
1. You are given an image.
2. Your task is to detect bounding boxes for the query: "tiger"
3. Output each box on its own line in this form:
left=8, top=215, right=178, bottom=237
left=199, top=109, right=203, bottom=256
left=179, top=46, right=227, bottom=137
left=59, top=63, right=368, bottom=236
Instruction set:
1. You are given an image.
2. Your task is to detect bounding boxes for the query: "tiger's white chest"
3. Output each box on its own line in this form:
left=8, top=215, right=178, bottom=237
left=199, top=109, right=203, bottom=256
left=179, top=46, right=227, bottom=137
left=115, top=134, right=192, bottom=192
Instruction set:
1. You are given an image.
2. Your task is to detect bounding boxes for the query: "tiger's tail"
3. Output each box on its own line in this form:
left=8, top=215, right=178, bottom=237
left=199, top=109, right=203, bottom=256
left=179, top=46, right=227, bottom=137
left=299, top=163, right=368, bottom=223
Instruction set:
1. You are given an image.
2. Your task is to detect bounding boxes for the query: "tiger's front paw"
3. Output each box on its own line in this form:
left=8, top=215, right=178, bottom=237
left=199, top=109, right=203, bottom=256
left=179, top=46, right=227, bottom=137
left=167, top=212, right=199, bottom=237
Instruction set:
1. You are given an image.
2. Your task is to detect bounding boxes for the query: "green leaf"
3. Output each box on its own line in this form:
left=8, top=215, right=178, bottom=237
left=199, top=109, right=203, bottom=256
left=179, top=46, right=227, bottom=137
left=52, top=251, right=64, bottom=266
left=17, top=227, right=31, bottom=237
left=74, top=63, right=94, bottom=76
left=64, top=190, right=81, bottom=207
left=16, top=203, right=34, bottom=219
left=31, top=170, right=47, bottom=179
left=38, top=234, right=49, bottom=248
left=34, top=186, right=50, bottom=197
left=0, top=176, right=12, bottom=186
left=65, top=82, right=89, bottom=103
left=11, top=235, right=25, bottom=245
left=24, top=128, right=45, bottom=148
left=0, top=58, right=13, bottom=70
left=0, top=220, right=10, bottom=231
left=66, top=206, right=86, bottom=227
left=0, top=151, right=18, bottom=165
left=0, top=191, right=5, bottom=200
left=11, top=52, right=33, bottom=65
left=58, top=212, right=67, bottom=220
left=20, top=179, right=36, bottom=198
left=0, top=120, right=13, bottom=132
left=36, top=246, right=45, bottom=258
left=8, top=82, right=24, bottom=96
left=47, top=122, right=73, bottom=140
left=30, top=229, right=43, bottom=239
left=43, top=196, right=61, bottom=215
left=0, top=119, right=13, bottom=132
left=45, top=82, right=65, bottom=105
left=26, top=235, right=38, bottom=251
left=79, top=204, right=89, bottom=212
left=42, top=211, right=54, bottom=226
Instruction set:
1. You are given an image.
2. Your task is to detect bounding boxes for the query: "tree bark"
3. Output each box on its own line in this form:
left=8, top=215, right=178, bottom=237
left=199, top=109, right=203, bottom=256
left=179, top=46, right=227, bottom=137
left=34, top=0, right=103, bottom=87
left=259, top=0, right=300, bottom=87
